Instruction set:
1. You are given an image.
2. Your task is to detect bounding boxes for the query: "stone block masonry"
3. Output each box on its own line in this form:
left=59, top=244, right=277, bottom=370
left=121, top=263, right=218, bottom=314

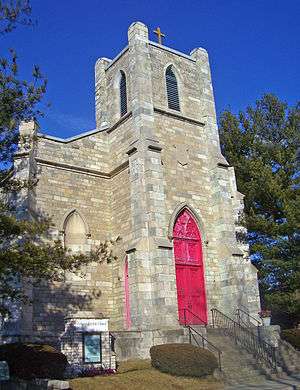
left=4, top=21, right=261, bottom=360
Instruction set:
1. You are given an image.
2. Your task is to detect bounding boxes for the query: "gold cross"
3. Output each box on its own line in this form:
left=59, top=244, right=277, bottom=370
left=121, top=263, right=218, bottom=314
left=153, top=26, right=165, bottom=45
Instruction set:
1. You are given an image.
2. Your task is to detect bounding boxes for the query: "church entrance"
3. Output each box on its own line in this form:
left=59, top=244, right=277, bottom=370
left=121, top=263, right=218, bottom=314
left=173, top=209, right=208, bottom=325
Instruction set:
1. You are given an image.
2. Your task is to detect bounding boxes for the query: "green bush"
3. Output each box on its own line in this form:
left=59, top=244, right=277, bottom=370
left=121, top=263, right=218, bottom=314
left=150, top=343, right=218, bottom=377
left=281, top=329, right=300, bottom=350
left=0, top=343, right=68, bottom=379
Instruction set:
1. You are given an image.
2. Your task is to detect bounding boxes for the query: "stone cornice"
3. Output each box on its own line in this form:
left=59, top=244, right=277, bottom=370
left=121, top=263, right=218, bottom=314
left=36, top=111, right=132, bottom=143
left=14, top=151, right=30, bottom=159
left=106, top=111, right=132, bottom=134
left=149, top=41, right=196, bottom=63
left=37, top=126, right=109, bottom=144
left=104, top=46, right=129, bottom=71
left=36, top=158, right=129, bottom=179
left=154, top=107, right=205, bottom=126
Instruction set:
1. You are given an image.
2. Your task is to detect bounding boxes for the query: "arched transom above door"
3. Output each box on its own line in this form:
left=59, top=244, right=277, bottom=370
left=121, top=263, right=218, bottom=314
left=173, top=209, right=203, bottom=266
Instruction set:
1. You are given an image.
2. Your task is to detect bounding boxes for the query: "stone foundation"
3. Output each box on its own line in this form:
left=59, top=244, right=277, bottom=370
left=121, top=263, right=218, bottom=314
left=112, top=328, right=191, bottom=360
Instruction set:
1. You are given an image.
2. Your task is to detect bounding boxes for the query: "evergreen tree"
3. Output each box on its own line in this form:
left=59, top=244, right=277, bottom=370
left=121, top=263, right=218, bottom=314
left=219, top=94, right=300, bottom=327
left=0, top=1, right=114, bottom=318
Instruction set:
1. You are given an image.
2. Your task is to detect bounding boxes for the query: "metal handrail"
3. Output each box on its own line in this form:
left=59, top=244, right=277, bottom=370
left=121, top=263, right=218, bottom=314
left=211, top=308, right=277, bottom=371
left=236, top=307, right=262, bottom=327
left=109, top=332, right=116, bottom=353
left=178, top=308, right=222, bottom=370
left=187, top=325, right=222, bottom=371
left=179, top=308, right=207, bottom=326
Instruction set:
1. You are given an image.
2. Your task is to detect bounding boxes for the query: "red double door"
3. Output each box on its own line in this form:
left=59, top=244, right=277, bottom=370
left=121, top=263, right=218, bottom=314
left=173, top=210, right=207, bottom=325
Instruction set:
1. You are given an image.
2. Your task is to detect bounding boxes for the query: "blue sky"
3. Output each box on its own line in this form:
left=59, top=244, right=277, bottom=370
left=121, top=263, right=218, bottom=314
left=2, top=0, right=299, bottom=138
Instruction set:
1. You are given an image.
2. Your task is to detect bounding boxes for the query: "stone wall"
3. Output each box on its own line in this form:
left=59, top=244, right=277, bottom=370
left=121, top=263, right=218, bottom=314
left=6, top=21, right=261, bottom=350
left=112, top=328, right=190, bottom=361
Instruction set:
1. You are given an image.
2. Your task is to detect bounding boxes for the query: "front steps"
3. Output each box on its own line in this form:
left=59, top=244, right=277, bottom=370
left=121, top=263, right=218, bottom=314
left=205, top=328, right=268, bottom=385
left=192, top=327, right=300, bottom=389
left=277, top=339, right=300, bottom=375
left=225, top=375, right=300, bottom=390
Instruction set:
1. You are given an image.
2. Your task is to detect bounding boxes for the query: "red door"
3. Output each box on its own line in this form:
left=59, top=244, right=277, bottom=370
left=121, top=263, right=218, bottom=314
left=174, top=210, right=207, bottom=325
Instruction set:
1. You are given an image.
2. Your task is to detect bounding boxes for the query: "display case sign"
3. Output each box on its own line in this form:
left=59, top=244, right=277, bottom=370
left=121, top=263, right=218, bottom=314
left=83, top=334, right=102, bottom=363
left=73, top=318, right=108, bottom=332
left=0, top=361, right=9, bottom=381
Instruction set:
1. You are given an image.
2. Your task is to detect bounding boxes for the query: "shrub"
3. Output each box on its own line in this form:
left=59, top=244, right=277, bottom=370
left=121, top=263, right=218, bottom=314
left=0, top=343, right=68, bottom=379
left=281, top=329, right=300, bottom=350
left=150, top=343, right=218, bottom=377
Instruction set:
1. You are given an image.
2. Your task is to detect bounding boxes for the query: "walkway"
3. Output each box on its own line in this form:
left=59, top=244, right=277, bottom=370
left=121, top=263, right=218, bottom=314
left=225, top=374, right=300, bottom=390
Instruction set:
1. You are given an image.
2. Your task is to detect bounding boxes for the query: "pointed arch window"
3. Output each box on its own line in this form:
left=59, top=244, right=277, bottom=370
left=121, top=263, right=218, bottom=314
left=64, top=211, right=87, bottom=252
left=120, top=71, right=127, bottom=117
left=166, top=66, right=180, bottom=111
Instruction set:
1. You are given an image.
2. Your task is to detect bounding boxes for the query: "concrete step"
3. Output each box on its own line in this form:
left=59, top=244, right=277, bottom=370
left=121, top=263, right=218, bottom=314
left=205, top=330, right=276, bottom=384
left=193, top=327, right=300, bottom=388
left=225, top=380, right=300, bottom=390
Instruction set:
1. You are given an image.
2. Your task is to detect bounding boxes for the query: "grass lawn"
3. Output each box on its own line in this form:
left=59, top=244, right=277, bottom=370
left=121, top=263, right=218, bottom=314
left=70, top=359, right=224, bottom=390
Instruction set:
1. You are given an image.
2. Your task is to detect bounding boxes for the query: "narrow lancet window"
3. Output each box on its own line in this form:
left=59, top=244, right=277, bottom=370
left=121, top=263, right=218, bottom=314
left=166, top=66, right=180, bottom=111
left=120, top=71, right=127, bottom=117
left=64, top=211, right=87, bottom=252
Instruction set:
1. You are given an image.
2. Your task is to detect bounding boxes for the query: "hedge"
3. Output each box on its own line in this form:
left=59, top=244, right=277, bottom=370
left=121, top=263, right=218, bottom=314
left=150, top=343, right=218, bottom=377
left=0, top=343, right=68, bottom=380
left=281, top=329, right=300, bottom=350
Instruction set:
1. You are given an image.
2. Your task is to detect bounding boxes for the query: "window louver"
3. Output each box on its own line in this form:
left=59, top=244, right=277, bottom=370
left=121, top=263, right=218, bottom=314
left=166, top=66, right=180, bottom=111
left=120, top=71, right=127, bottom=117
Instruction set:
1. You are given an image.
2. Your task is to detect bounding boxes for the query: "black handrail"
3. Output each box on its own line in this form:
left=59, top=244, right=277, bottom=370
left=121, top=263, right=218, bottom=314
left=236, top=308, right=262, bottom=327
left=109, top=332, right=116, bottom=353
left=211, top=308, right=278, bottom=371
left=178, top=308, right=207, bottom=326
left=178, top=308, right=222, bottom=371
left=187, top=325, right=222, bottom=371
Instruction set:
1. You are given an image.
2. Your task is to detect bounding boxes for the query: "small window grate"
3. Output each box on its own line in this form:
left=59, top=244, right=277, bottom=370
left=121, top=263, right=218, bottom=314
left=120, top=71, right=127, bottom=117
left=166, top=66, right=180, bottom=111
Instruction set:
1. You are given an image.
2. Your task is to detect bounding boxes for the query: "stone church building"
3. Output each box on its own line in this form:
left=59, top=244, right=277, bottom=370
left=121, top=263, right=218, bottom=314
left=8, top=22, right=261, bottom=359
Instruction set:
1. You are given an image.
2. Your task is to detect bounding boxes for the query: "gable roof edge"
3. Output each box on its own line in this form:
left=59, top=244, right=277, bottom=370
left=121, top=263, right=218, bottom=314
left=37, top=125, right=109, bottom=143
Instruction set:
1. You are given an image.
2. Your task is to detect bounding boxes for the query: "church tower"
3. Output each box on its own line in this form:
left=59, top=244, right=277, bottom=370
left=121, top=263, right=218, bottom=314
left=93, top=21, right=260, bottom=334
left=6, top=22, right=261, bottom=360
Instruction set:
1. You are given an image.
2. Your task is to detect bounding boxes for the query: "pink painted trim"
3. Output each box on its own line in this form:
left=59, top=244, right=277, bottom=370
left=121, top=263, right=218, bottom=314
left=124, top=256, right=131, bottom=329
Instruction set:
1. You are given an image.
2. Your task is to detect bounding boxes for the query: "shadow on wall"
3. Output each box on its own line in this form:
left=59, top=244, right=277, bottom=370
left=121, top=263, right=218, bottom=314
left=31, top=281, right=102, bottom=335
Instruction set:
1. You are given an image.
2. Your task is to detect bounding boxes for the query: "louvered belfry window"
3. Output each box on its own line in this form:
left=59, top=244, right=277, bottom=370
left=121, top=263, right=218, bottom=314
left=166, top=66, right=180, bottom=111
left=120, top=71, right=127, bottom=117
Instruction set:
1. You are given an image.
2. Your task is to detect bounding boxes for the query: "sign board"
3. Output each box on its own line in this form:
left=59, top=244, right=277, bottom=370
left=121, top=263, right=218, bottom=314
left=72, top=318, right=108, bottom=332
left=83, top=334, right=101, bottom=363
left=0, top=361, right=9, bottom=381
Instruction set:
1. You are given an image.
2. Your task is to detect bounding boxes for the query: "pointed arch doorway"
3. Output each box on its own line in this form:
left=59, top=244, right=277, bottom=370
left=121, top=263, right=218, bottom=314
left=173, top=209, right=208, bottom=325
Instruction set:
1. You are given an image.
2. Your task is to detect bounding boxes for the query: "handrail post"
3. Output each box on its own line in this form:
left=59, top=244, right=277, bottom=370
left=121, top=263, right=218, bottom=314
left=211, top=309, right=215, bottom=328
left=233, top=321, right=237, bottom=344
left=236, top=308, right=241, bottom=326
left=218, top=351, right=222, bottom=371
left=273, top=346, right=277, bottom=371
left=184, top=309, right=187, bottom=326
left=188, top=327, right=192, bottom=344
